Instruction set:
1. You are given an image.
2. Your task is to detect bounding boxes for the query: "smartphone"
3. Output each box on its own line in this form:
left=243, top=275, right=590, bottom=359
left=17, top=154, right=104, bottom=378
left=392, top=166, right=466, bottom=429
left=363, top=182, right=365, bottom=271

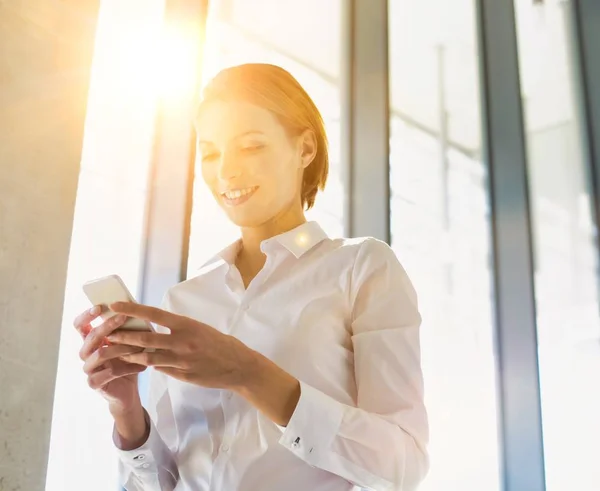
left=82, top=274, right=154, bottom=332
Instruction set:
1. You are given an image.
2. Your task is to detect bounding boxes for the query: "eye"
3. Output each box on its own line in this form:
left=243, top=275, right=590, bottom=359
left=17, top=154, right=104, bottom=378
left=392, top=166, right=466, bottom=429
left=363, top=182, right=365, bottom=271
left=240, top=144, right=265, bottom=153
left=201, top=152, right=219, bottom=162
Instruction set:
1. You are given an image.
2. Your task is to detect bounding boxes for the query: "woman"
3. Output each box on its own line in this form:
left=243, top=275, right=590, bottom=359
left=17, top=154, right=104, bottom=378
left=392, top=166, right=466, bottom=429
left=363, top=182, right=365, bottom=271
left=74, top=63, right=429, bottom=491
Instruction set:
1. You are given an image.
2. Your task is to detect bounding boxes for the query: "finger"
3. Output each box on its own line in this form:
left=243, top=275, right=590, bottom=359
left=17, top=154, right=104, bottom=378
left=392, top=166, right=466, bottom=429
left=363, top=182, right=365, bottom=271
left=73, top=305, right=103, bottom=339
left=110, top=302, right=180, bottom=329
left=79, top=314, right=128, bottom=361
left=119, top=350, right=179, bottom=368
left=106, top=331, right=173, bottom=349
left=83, top=344, right=145, bottom=375
left=87, top=360, right=146, bottom=390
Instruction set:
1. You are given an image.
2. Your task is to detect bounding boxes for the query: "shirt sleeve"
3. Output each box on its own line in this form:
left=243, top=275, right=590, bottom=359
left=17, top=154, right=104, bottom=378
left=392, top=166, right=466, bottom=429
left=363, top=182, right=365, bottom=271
left=115, top=294, right=180, bottom=491
left=279, top=238, right=430, bottom=491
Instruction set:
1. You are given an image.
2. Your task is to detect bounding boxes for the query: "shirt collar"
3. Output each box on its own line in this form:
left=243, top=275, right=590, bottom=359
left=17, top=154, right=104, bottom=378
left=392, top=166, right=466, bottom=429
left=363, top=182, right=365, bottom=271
left=261, top=220, right=329, bottom=258
left=197, top=221, right=329, bottom=270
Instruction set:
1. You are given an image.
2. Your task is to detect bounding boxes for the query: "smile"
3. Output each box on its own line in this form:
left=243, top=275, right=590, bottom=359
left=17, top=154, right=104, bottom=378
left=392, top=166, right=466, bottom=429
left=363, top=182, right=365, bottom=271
left=221, top=186, right=259, bottom=206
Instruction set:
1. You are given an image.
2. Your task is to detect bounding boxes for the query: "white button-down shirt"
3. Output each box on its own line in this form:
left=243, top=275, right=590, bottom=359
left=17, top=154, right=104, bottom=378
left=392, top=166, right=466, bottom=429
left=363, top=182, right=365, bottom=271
left=116, top=221, right=429, bottom=491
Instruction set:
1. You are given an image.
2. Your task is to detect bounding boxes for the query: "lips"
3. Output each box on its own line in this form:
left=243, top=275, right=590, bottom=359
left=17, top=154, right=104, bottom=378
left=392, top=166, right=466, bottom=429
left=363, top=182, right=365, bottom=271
left=221, top=187, right=257, bottom=200
left=220, top=186, right=259, bottom=206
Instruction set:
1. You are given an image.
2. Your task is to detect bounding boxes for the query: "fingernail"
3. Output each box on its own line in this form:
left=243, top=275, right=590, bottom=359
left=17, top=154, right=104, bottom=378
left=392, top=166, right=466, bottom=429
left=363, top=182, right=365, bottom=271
left=107, top=335, right=118, bottom=342
left=89, top=306, right=100, bottom=315
left=114, top=314, right=126, bottom=324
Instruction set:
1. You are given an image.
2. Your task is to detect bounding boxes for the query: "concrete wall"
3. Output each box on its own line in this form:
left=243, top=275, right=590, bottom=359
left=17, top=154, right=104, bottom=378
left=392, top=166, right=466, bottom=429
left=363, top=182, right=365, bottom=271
left=0, top=3, right=100, bottom=490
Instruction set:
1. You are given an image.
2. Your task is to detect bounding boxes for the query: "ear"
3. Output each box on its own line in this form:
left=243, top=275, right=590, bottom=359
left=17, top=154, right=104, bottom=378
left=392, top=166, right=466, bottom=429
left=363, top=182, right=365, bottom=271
left=298, top=129, right=317, bottom=169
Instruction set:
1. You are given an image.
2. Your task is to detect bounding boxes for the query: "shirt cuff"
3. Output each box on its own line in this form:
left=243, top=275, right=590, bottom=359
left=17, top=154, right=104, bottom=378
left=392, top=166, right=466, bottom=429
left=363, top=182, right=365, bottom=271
left=278, top=381, right=345, bottom=465
left=114, top=409, right=178, bottom=487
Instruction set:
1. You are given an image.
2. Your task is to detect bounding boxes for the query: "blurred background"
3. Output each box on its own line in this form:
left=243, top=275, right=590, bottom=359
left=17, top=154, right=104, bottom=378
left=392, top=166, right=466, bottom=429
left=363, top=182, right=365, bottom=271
left=1, top=1, right=599, bottom=490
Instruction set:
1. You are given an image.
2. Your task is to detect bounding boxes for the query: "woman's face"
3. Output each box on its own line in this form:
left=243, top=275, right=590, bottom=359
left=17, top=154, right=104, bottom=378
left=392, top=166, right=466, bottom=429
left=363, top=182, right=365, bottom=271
left=196, top=99, right=315, bottom=228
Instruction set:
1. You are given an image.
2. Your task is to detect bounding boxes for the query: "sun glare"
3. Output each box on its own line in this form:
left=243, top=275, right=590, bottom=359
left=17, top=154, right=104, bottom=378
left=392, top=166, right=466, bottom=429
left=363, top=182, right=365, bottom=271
left=90, top=12, right=202, bottom=111
left=151, top=23, right=202, bottom=101
left=45, top=2, right=205, bottom=490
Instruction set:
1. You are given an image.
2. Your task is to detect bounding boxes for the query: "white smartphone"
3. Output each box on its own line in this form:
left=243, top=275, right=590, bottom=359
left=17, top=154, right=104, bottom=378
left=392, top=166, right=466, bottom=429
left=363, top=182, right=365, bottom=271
left=82, top=274, right=154, bottom=332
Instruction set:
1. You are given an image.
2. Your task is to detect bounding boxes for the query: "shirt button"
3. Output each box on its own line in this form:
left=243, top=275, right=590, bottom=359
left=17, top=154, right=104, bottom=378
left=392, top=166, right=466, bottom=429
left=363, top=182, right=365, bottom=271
left=142, top=463, right=150, bottom=469
left=221, top=444, right=230, bottom=453
left=133, top=454, right=145, bottom=460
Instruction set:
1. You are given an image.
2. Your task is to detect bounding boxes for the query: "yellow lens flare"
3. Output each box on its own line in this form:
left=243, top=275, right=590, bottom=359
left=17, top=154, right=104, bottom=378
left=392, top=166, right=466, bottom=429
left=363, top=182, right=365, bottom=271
left=151, top=23, right=202, bottom=101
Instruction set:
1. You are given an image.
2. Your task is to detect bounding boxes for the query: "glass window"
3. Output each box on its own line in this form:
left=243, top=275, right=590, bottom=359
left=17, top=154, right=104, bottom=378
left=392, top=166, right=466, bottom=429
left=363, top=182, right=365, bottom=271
left=45, top=1, right=165, bottom=490
left=389, top=1, right=502, bottom=489
left=186, top=0, right=343, bottom=276
left=514, top=1, right=600, bottom=489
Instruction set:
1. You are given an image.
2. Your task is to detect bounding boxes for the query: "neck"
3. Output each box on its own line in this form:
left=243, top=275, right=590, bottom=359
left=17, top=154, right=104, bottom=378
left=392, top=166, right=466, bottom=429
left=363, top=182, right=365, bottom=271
left=239, top=205, right=306, bottom=263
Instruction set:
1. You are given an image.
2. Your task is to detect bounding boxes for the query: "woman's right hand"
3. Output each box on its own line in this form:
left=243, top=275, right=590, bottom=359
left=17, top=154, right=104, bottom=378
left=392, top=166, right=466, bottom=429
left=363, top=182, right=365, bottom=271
left=73, top=306, right=147, bottom=414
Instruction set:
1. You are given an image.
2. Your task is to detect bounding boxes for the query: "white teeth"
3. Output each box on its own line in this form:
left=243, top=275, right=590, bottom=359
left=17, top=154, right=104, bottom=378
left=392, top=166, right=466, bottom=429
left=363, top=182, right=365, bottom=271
left=224, top=187, right=255, bottom=200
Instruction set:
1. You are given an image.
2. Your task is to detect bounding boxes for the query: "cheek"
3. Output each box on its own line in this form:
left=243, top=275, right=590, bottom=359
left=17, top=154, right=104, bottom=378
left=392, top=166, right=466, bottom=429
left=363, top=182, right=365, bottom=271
left=258, top=159, right=298, bottom=202
left=256, top=150, right=299, bottom=183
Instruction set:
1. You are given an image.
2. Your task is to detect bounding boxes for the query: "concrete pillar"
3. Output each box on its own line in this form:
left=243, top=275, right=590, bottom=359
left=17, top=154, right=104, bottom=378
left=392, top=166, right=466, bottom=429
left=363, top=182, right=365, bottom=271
left=0, top=3, right=100, bottom=490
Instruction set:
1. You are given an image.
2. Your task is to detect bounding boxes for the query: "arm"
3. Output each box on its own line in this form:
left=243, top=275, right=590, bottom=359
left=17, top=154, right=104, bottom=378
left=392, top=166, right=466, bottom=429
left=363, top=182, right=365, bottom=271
left=112, top=404, right=149, bottom=451
left=236, top=238, right=429, bottom=491
left=114, top=296, right=180, bottom=491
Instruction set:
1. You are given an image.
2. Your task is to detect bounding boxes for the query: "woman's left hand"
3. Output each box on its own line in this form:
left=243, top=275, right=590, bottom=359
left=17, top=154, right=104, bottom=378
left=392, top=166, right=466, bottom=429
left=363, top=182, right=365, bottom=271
left=106, top=302, right=257, bottom=391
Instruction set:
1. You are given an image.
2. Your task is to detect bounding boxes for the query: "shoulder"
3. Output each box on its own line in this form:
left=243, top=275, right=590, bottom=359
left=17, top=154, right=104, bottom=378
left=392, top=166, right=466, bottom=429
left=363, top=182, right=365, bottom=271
left=351, top=236, right=399, bottom=263
left=328, top=236, right=402, bottom=272
left=315, top=235, right=409, bottom=286
left=325, top=235, right=395, bottom=259
left=342, top=237, right=417, bottom=308
left=341, top=240, right=420, bottom=332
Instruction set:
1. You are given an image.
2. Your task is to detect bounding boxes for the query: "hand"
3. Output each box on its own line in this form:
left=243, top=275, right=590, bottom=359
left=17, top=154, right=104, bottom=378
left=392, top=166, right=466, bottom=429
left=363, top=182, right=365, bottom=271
left=106, top=302, right=257, bottom=390
left=73, top=306, right=147, bottom=413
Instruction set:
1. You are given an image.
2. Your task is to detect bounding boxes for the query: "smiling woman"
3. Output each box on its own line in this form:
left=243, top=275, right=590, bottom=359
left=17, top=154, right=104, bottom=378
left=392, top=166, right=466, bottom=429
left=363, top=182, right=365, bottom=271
left=192, top=66, right=326, bottom=291
left=196, top=64, right=328, bottom=216
left=185, top=1, right=344, bottom=274
left=71, top=62, right=429, bottom=491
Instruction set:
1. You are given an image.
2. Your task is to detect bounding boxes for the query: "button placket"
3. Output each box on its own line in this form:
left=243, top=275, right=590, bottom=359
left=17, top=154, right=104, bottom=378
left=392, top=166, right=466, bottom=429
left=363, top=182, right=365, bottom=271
left=219, top=336, right=240, bottom=461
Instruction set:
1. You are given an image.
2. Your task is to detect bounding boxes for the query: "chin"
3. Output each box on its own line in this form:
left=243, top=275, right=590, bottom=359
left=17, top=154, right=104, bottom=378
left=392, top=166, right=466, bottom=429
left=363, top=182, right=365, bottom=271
left=225, top=210, right=274, bottom=229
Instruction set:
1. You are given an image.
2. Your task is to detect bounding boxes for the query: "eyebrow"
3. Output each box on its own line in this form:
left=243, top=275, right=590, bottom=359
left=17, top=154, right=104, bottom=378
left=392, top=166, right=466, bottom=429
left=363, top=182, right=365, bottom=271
left=198, top=130, right=265, bottom=146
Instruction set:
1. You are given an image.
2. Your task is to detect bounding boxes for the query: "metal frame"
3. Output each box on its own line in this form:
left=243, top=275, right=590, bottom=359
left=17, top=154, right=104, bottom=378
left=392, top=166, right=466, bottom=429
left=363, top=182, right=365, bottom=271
left=475, top=0, right=546, bottom=490
left=342, top=0, right=390, bottom=242
left=573, top=0, right=600, bottom=313
left=134, top=0, right=209, bottom=415
left=138, top=0, right=209, bottom=308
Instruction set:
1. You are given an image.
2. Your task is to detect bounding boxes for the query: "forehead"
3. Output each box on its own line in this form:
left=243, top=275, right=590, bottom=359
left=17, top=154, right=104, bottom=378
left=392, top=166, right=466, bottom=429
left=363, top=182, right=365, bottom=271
left=195, top=99, right=285, bottom=144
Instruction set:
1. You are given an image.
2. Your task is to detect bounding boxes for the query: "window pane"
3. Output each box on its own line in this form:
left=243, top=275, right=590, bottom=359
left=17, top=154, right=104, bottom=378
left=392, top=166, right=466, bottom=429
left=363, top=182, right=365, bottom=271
left=389, top=1, right=502, bottom=489
left=187, top=0, right=342, bottom=275
left=514, top=2, right=600, bottom=490
left=45, top=1, right=164, bottom=490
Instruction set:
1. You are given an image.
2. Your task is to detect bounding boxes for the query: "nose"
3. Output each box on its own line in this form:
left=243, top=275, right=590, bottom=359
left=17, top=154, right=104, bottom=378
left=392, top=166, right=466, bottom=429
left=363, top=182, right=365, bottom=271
left=217, top=150, right=241, bottom=181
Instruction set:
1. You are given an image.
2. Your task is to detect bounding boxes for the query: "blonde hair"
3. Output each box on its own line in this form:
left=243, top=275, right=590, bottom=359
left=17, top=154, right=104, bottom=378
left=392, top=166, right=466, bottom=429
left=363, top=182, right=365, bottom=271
left=196, top=63, right=329, bottom=210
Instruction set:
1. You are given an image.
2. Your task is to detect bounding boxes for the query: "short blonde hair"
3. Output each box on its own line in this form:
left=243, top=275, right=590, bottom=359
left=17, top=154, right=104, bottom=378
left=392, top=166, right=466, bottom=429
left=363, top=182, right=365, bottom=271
left=196, top=63, right=329, bottom=210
